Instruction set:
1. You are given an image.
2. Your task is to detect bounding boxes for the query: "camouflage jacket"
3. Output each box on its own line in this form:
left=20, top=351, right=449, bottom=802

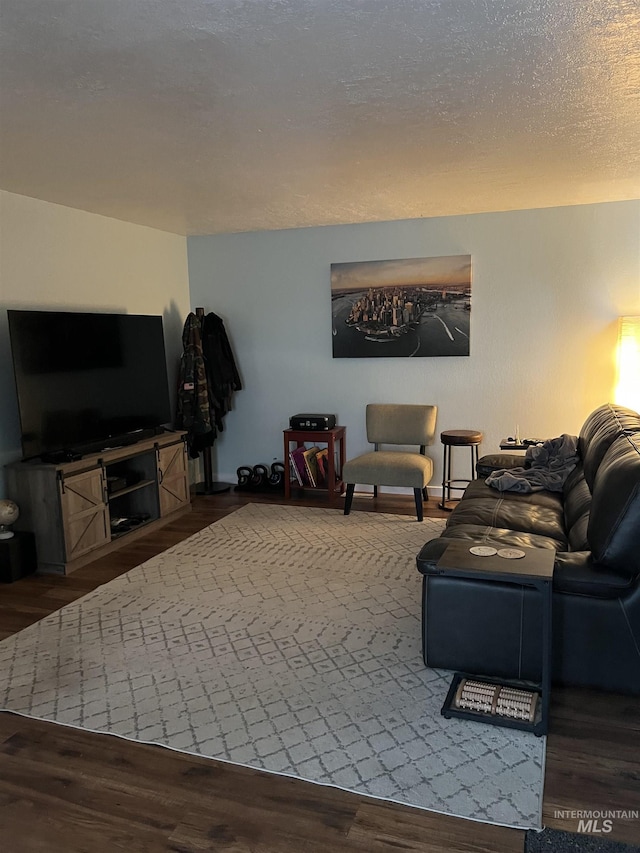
left=176, top=313, right=215, bottom=456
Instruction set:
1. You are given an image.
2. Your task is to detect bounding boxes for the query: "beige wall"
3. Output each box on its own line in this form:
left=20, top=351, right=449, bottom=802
left=0, top=191, right=190, bottom=486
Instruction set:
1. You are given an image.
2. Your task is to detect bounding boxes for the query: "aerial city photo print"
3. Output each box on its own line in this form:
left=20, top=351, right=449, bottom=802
left=331, top=254, right=472, bottom=358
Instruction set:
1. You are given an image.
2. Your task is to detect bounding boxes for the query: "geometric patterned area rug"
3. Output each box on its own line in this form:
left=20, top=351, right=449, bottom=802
left=0, top=503, right=545, bottom=830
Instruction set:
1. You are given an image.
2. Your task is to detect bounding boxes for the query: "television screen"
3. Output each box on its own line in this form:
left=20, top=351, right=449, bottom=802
left=8, top=310, right=172, bottom=460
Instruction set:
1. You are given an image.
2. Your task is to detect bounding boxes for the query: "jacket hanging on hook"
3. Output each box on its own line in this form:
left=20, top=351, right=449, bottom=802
left=176, top=312, right=215, bottom=457
left=176, top=311, right=242, bottom=458
left=200, top=311, right=242, bottom=432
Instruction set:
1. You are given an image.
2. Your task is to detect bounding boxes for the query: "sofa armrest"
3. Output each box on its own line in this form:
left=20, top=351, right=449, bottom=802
left=418, top=541, right=635, bottom=599
left=476, top=453, right=529, bottom=479
left=416, top=538, right=452, bottom=574
left=554, top=550, right=637, bottom=598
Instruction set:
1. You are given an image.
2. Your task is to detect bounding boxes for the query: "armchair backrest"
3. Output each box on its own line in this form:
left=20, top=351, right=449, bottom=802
left=365, top=404, right=437, bottom=449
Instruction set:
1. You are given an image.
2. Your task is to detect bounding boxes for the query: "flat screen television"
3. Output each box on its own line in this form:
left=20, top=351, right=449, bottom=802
left=8, top=309, right=173, bottom=461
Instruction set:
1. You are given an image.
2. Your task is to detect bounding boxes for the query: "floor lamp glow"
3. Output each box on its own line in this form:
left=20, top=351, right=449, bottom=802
left=615, top=316, right=640, bottom=412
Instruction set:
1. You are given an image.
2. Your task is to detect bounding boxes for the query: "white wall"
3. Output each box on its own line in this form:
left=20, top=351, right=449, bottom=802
left=187, top=200, right=640, bottom=492
left=0, top=191, right=190, bottom=492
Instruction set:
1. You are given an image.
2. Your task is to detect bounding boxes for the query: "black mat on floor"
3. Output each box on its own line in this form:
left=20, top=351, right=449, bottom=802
left=526, top=828, right=640, bottom=852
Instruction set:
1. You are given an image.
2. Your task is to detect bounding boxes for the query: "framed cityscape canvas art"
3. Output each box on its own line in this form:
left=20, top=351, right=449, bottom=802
left=331, top=254, right=472, bottom=358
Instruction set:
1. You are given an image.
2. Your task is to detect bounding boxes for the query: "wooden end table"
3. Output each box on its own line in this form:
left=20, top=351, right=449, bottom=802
left=499, top=438, right=544, bottom=450
left=283, top=426, right=346, bottom=502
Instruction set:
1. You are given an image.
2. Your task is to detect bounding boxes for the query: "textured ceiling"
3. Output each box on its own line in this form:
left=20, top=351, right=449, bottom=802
left=1, top=0, right=639, bottom=235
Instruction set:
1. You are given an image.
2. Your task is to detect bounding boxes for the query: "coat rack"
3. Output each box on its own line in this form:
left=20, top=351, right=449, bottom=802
left=193, top=307, right=232, bottom=495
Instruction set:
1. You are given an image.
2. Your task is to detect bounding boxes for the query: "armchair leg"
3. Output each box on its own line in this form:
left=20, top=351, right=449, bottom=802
left=373, top=485, right=378, bottom=498
left=344, top=483, right=355, bottom=515
left=422, top=486, right=429, bottom=501
left=413, top=488, right=424, bottom=522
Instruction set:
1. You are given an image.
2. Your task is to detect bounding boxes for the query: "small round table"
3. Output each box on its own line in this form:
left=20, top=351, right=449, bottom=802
left=439, top=429, right=483, bottom=510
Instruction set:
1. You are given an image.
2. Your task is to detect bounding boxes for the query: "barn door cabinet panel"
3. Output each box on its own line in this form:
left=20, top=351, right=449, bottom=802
left=157, top=441, right=190, bottom=516
left=6, top=432, right=190, bottom=576
left=59, top=467, right=110, bottom=562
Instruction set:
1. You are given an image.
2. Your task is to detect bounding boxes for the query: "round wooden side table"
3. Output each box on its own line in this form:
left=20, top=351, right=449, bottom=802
left=439, top=429, right=483, bottom=510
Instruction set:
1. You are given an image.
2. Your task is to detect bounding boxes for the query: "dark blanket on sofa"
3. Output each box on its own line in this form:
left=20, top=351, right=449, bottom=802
left=485, top=433, right=579, bottom=493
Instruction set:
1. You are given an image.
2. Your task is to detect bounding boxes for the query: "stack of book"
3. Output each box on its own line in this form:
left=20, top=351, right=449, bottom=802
left=289, top=445, right=331, bottom=487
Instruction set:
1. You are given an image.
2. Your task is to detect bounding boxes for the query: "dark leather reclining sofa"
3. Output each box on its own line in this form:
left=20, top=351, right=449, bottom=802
left=416, top=403, right=640, bottom=695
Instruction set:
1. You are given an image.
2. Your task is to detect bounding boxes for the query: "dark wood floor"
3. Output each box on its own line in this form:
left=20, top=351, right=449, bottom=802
left=0, top=490, right=638, bottom=852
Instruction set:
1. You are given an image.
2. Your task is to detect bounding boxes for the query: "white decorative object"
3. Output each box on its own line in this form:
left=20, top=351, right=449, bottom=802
left=469, top=545, right=498, bottom=556
left=0, top=499, right=20, bottom=539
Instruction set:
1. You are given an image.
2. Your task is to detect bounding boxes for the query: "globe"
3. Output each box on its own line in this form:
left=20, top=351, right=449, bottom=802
left=0, top=499, right=19, bottom=539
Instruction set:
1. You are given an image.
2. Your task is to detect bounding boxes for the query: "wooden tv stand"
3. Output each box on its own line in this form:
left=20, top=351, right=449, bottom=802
left=5, top=431, right=191, bottom=576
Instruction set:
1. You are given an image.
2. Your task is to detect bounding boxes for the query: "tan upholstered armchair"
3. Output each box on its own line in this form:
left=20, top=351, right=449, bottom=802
left=342, top=404, right=438, bottom=521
